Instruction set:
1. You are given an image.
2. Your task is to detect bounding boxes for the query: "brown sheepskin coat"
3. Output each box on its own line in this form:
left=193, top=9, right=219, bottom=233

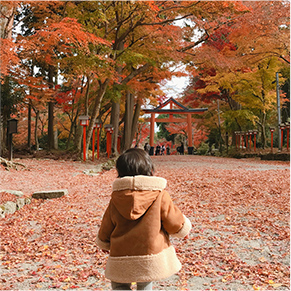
left=96, top=175, right=192, bottom=283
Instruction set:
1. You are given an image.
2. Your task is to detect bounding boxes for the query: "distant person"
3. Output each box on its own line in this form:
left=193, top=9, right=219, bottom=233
left=180, top=142, right=184, bottom=155
left=166, top=145, right=170, bottom=155
left=161, top=144, right=166, bottom=155
left=96, top=148, right=192, bottom=290
left=144, top=143, right=150, bottom=154
left=155, top=144, right=161, bottom=155
left=177, top=142, right=184, bottom=155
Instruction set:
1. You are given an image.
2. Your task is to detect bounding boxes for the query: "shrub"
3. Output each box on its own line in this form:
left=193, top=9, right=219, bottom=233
left=197, top=142, right=209, bottom=155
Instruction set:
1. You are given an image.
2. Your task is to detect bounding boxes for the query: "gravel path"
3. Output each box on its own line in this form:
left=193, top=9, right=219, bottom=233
left=0, top=156, right=289, bottom=291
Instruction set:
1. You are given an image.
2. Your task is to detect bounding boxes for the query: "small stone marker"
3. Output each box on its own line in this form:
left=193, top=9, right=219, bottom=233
left=32, top=189, right=68, bottom=200
left=0, top=191, right=31, bottom=217
left=3, top=201, right=17, bottom=214
left=0, top=206, right=5, bottom=218
left=16, top=198, right=26, bottom=209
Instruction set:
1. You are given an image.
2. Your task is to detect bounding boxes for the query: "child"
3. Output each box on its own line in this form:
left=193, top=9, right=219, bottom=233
left=96, top=148, right=192, bottom=290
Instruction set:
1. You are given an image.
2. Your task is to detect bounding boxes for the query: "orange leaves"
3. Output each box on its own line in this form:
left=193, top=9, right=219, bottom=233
left=267, top=280, right=283, bottom=289
left=156, top=155, right=290, bottom=289
left=221, top=274, right=233, bottom=283
left=27, top=17, right=110, bottom=64
left=0, top=157, right=290, bottom=289
left=165, top=122, right=187, bottom=136
left=0, top=38, right=19, bottom=77
left=146, top=1, right=160, bottom=12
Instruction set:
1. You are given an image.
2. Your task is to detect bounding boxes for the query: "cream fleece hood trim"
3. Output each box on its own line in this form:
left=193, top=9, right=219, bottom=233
left=112, top=175, right=167, bottom=192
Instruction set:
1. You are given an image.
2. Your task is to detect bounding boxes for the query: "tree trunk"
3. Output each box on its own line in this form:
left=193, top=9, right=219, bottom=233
left=134, top=124, right=142, bottom=147
left=123, top=91, right=134, bottom=151
left=130, top=101, right=141, bottom=144
left=75, top=124, right=82, bottom=152
left=84, top=76, right=90, bottom=116
left=48, top=65, right=55, bottom=150
left=0, top=5, right=15, bottom=156
left=123, top=93, right=142, bottom=151
left=66, top=109, right=79, bottom=150
left=226, top=93, right=242, bottom=146
left=110, top=40, right=125, bottom=156
left=34, top=110, right=40, bottom=151
left=110, top=102, right=120, bottom=155
left=54, top=128, right=58, bottom=149
left=0, top=5, right=15, bottom=39
left=27, top=103, right=31, bottom=150
left=85, top=79, right=110, bottom=157
left=48, top=102, right=54, bottom=150
left=260, top=111, right=267, bottom=149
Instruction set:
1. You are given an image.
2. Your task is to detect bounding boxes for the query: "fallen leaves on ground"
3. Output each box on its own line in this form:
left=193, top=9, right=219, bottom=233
left=0, top=156, right=289, bottom=290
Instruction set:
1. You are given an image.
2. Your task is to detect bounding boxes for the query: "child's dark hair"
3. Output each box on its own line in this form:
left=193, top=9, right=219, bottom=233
left=116, top=148, right=154, bottom=178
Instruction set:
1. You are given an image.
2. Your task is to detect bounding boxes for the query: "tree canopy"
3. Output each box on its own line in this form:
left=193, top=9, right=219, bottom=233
left=0, top=0, right=289, bottom=156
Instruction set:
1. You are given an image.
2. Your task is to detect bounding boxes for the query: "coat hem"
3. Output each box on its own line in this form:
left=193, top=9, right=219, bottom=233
left=105, top=246, right=181, bottom=283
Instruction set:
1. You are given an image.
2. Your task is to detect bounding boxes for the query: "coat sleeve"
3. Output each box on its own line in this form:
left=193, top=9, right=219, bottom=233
left=161, top=191, right=192, bottom=238
left=96, top=202, right=115, bottom=251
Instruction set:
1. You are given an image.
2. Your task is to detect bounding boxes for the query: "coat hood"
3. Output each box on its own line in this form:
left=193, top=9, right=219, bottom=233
left=111, top=175, right=167, bottom=220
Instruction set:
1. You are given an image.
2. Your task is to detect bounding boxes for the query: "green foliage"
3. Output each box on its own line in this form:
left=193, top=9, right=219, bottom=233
left=280, top=66, right=290, bottom=123
left=222, top=109, right=257, bottom=131
left=120, top=50, right=155, bottom=69
left=103, top=84, right=124, bottom=103
left=233, top=58, right=281, bottom=111
left=156, top=115, right=175, bottom=142
left=1, top=76, right=24, bottom=119
left=38, top=134, right=49, bottom=150
left=197, top=142, right=209, bottom=155
left=206, top=128, right=221, bottom=149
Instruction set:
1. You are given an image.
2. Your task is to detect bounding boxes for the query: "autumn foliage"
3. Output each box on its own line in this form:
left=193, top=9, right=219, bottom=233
left=180, top=1, right=290, bottom=149
left=0, top=1, right=290, bottom=154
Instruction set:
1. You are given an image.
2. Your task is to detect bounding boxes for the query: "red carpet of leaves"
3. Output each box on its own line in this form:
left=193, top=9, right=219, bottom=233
left=0, top=155, right=289, bottom=290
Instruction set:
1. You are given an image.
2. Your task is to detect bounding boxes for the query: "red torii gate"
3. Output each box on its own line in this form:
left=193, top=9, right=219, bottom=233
left=143, top=97, right=208, bottom=155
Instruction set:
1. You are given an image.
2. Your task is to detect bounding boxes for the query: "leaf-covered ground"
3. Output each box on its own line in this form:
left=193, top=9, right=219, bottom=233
left=0, top=155, right=289, bottom=290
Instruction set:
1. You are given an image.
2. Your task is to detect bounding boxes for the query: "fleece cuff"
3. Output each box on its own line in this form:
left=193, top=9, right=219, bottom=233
left=96, top=236, right=110, bottom=251
left=171, top=215, right=192, bottom=238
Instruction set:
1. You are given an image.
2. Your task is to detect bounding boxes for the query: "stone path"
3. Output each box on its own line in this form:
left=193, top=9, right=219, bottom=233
left=0, top=156, right=289, bottom=290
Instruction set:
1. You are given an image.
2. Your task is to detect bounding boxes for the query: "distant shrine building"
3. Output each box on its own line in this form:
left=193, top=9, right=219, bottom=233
left=143, top=98, right=208, bottom=155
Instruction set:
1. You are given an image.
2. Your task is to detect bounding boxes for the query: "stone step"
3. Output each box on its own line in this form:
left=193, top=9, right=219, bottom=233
left=32, top=189, right=68, bottom=200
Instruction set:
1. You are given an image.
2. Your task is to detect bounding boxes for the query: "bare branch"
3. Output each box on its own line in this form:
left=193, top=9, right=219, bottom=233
left=178, top=31, right=209, bottom=53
